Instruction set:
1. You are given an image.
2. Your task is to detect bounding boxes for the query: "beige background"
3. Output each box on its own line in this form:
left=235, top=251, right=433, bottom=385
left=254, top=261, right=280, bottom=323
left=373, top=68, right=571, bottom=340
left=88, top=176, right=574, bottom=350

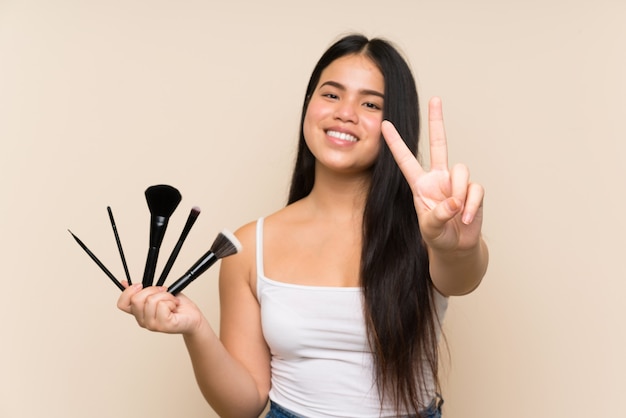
left=1, top=1, right=624, bottom=417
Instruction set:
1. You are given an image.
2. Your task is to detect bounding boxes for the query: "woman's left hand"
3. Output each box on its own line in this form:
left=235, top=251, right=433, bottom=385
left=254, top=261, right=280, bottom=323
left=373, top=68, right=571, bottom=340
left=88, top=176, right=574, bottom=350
left=381, top=97, right=484, bottom=254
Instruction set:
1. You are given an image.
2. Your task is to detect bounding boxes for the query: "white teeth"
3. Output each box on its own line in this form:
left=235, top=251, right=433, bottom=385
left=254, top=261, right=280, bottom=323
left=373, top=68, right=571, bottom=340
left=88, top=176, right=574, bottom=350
left=327, top=130, right=358, bottom=142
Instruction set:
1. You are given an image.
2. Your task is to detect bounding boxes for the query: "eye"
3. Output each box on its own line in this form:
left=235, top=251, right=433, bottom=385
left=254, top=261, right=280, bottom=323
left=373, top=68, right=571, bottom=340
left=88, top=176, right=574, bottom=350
left=322, top=93, right=339, bottom=100
left=363, top=101, right=382, bottom=110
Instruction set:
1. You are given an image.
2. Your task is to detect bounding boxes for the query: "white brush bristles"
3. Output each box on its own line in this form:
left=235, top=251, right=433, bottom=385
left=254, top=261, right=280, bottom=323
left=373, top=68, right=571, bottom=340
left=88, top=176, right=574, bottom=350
left=221, top=228, right=242, bottom=252
left=210, top=229, right=242, bottom=259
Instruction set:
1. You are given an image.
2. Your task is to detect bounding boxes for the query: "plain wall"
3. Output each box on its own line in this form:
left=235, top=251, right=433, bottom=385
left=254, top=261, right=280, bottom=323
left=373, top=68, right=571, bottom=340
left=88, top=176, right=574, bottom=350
left=1, top=1, right=624, bottom=417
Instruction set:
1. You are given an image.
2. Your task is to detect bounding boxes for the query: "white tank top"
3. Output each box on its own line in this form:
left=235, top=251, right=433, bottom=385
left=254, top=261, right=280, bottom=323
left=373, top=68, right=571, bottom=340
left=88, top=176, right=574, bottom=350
left=255, top=218, right=448, bottom=417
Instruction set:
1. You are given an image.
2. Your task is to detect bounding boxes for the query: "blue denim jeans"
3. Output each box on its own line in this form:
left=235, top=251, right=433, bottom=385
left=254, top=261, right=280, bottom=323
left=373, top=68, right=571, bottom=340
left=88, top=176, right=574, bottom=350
left=265, top=395, right=444, bottom=418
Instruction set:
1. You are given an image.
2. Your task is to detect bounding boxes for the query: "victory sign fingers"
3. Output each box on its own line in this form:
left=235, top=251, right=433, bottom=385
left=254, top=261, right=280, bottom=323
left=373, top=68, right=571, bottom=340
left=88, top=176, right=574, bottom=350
left=381, top=96, right=484, bottom=251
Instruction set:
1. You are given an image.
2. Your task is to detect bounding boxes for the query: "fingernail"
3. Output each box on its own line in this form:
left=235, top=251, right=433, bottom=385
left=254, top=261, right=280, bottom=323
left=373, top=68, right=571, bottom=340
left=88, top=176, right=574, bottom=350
left=447, top=197, right=460, bottom=212
left=462, top=213, right=473, bottom=225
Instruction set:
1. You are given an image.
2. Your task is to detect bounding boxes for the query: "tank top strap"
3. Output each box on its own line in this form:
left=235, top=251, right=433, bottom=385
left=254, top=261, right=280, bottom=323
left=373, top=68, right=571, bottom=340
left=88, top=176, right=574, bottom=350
left=256, top=217, right=265, bottom=292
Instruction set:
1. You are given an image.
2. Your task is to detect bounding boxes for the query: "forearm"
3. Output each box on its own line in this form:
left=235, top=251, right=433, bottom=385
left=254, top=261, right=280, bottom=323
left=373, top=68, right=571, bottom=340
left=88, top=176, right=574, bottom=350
left=428, top=237, right=489, bottom=296
left=183, top=319, right=268, bottom=418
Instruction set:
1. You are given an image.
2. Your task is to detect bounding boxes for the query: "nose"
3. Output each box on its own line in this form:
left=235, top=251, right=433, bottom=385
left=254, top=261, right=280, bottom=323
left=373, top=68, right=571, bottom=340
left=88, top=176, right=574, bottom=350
left=334, top=100, right=358, bottom=123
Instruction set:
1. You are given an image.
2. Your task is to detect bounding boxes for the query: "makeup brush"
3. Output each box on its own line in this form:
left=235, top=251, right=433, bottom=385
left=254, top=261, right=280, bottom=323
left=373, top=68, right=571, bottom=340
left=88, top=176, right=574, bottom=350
left=167, top=229, right=241, bottom=295
left=107, top=206, right=132, bottom=285
left=142, top=184, right=182, bottom=288
left=155, top=206, right=201, bottom=287
left=68, top=229, right=125, bottom=291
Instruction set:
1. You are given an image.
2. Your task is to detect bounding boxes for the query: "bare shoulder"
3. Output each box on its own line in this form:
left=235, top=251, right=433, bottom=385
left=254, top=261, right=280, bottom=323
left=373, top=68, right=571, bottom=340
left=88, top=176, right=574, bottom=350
left=219, top=207, right=297, bottom=281
left=233, top=220, right=258, bottom=256
left=219, top=220, right=257, bottom=290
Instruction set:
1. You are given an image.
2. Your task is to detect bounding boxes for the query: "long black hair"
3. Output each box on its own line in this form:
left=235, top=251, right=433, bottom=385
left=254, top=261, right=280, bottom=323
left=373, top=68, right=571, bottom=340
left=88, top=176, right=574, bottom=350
left=288, top=34, right=442, bottom=415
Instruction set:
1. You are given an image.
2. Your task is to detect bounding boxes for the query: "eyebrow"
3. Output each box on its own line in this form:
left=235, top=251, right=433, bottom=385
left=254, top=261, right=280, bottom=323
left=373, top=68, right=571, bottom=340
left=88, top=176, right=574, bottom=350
left=319, top=80, right=384, bottom=99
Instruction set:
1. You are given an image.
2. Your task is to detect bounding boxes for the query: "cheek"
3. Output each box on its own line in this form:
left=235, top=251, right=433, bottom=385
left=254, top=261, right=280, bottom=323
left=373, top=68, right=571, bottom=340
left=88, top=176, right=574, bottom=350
left=370, top=138, right=383, bottom=162
left=304, top=100, right=325, bottom=124
left=363, top=114, right=383, bottom=140
left=363, top=116, right=383, bottom=161
left=302, top=109, right=314, bottom=144
left=302, top=101, right=326, bottom=140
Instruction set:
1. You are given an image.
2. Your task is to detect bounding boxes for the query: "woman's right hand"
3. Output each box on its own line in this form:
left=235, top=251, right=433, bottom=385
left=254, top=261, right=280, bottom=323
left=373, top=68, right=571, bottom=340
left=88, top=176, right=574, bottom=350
left=117, top=283, right=205, bottom=335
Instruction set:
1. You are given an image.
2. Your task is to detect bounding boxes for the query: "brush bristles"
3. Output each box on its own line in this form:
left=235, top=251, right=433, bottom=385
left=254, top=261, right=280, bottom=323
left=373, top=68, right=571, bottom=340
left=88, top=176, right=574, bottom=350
left=210, top=229, right=242, bottom=259
left=190, top=206, right=201, bottom=218
left=145, top=185, right=182, bottom=217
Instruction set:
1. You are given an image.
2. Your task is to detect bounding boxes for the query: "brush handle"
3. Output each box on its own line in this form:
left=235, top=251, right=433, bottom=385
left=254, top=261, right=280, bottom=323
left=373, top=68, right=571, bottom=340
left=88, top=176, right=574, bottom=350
left=149, top=215, right=169, bottom=247
left=167, top=251, right=217, bottom=295
left=69, top=230, right=125, bottom=292
left=155, top=239, right=184, bottom=287
left=107, top=206, right=132, bottom=285
left=155, top=207, right=201, bottom=287
left=142, top=246, right=159, bottom=287
left=142, top=214, right=170, bottom=287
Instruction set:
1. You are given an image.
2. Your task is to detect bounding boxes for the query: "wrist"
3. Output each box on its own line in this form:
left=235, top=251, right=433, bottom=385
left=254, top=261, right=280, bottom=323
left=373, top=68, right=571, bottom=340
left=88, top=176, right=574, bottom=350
left=183, top=315, right=213, bottom=342
left=428, top=235, right=486, bottom=262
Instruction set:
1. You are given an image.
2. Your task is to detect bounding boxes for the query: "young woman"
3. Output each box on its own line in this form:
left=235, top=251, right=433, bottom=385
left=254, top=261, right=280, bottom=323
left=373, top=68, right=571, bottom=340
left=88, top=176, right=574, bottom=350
left=118, top=34, right=488, bottom=418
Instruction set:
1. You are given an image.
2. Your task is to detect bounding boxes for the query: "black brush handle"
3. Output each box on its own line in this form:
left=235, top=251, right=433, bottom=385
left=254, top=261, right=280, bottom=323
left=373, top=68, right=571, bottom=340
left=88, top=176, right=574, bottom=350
left=155, top=239, right=184, bottom=287
left=167, top=251, right=217, bottom=295
left=107, top=206, right=132, bottom=285
left=69, top=230, right=125, bottom=292
left=142, top=246, right=159, bottom=287
left=155, top=207, right=201, bottom=287
left=142, top=214, right=169, bottom=287
left=149, top=215, right=168, bottom=248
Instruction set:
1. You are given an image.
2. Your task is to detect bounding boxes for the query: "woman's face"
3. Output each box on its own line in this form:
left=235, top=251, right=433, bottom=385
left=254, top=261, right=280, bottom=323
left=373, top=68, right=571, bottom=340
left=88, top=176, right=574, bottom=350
left=303, top=54, right=385, bottom=176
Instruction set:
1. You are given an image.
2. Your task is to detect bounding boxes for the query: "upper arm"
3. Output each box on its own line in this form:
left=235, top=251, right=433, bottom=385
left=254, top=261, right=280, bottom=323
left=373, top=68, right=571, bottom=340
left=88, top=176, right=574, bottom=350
left=218, top=222, right=271, bottom=402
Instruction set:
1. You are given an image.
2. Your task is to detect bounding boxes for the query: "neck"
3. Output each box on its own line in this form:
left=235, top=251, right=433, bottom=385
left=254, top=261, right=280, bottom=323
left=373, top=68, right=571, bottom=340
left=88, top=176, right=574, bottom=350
left=305, top=164, right=371, bottom=221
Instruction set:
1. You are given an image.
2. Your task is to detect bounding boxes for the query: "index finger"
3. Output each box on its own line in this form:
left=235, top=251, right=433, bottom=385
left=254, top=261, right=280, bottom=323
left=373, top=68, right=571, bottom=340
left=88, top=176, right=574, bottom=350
left=381, top=120, right=424, bottom=185
left=428, top=96, right=449, bottom=171
left=117, top=282, right=143, bottom=313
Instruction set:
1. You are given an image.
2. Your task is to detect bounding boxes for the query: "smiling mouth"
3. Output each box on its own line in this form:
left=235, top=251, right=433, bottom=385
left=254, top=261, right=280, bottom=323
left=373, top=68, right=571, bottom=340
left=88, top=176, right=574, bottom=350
left=327, top=130, right=358, bottom=142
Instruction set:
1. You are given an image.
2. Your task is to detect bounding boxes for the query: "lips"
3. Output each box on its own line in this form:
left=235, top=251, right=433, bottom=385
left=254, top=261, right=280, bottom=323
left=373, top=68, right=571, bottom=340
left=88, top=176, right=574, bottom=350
left=326, top=130, right=358, bottom=143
